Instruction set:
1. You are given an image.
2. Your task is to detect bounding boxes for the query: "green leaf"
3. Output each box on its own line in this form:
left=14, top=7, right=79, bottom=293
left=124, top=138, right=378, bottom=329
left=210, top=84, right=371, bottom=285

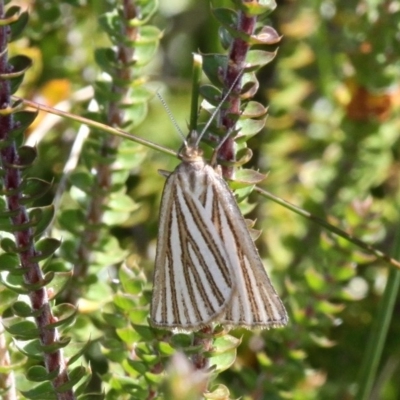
left=26, top=365, right=60, bottom=382
left=58, top=209, right=85, bottom=234
left=21, top=178, right=52, bottom=205
left=19, top=381, right=57, bottom=399
left=14, top=339, right=43, bottom=360
left=236, top=116, right=266, bottom=138
left=245, top=49, right=277, bottom=71
left=7, top=7, right=29, bottom=41
left=39, top=336, right=71, bottom=354
left=62, top=340, right=90, bottom=366
left=116, top=326, right=142, bottom=344
left=5, top=55, right=32, bottom=78
left=103, top=312, right=127, bottom=329
left=199, top=84, right=222, bottom=107
left=144, top=371, right=163, bottom=385
left=157, top=341, right=176, bottom=356
left=132, top=324, right=155, bottom=341
left=242, top=101, right=268, bottom=118
left=119, top=264, right=144, bottom=295
left=207, top=336, right=239, bottom=373
left=29, top=205, right=55, bottom=237
left=0, top=252, right=19, bottom=270
left=12, top=301, right=42, bottom=317
left=45, top=303, right=77, bottom=329
left=55, top=366, right=87, bottom=393
left=30, top=238, right=61, bottom=262
left=1, top=271, right=29, bottom=294
left=12, top=111, right=38, bottom=138
left=128, top=308, right=148, bottom=324
left=170, top=333, right=193, bottom=348
left=231, top=168, right=266, bottom=185
left=23, top=271, right=55, bottom=291
left=3, top=318, right=39, bottom=340
left=126, top=359, right=147, bottom=374
left=113, top=292, right=137, bottom=311
left=46, top=271, right=72, bottom=300
left=212, top=8, right=237, bottom=31
left=202, top=54, right=228, bottom=86
left=304, top=268, right=328, bottom=291
left=72, top=370, right=93, bottom=397
left=69, top=169, right=95, bottom=193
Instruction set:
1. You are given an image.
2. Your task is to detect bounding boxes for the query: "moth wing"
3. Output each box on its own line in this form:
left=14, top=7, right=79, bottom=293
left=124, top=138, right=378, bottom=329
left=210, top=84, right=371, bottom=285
left=151, top=164, right=234, bottom=331
left=208, top=173, right=288, bottom=329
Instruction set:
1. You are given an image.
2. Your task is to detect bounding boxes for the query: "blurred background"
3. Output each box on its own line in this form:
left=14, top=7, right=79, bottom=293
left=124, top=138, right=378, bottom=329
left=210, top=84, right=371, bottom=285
left=9, top=0, right=400, bottom=398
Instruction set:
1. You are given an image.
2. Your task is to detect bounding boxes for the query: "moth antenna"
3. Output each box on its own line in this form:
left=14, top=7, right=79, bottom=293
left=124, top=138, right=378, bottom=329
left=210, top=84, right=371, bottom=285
left=196, top=72, right=243, bottom=147
left=156, top=91, right=187, bottom=144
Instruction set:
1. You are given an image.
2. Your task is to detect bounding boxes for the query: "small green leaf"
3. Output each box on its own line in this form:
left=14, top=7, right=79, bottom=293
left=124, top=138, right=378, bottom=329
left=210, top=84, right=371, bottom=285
left=113, top=293, right=137, bottom=311
left=116, top=326, right=141, bottom=344
left=13, top=146, right=37, bottom=168
left=7, top=7, right=29, bottom=41
left=199, top=84, right=222, bottom=107
left=19, top=381, right=57, bottom=399
left=4, top=55, right=32, bottom=78
left=144, top=371, right=163, bottom=385
left=231, top=168, right=266, bottom=185
left=45, top=303, right=77, bottom=329
left=103, top=312, right=126, bottom=328
left=12, top=301, right=41, bottom=317
left=132, top=324, right=155, bottom=341
left=212, top=8, right=237, bottom=30
left=245, top=49, right=277, bottom=71
left=119, top=264, right=144, bottom=295
left=65, top=340, right=92, bottom=366
left=1, top=271, right=29, bottom=294
left=126, top=359, right=147, bottom=374
left=0, top=252, right=19, bottom=270
left=202, top=54, right=228, bottom=86
left=3, top=318, right=39, bottom=340
left=46, top=271, right=72, bottom=300
left=21, top=178, right=52, bottom=205
left=170, top=333, right=193, bottom=348
left=23, top=271, right=55, bottom=291
left=14, top=339, right=43, bottom=360
left=69, top=169, right=95, bottom=193
left=55, top=366, right=86, bottom=393
left=242, top=101, right=268, bottom=118
left=30, top=238, right=61, bottom=262
left=58, top=208, right=85, bottom=234
left=157, top=341, right=175, bottom=356
left=26, top=365, right=60, bottom=382
left=12, top=111, right=38, bottom=136
left=30, top=205, right=55, bottom=237
left=40, top=336, right=71, bottom=354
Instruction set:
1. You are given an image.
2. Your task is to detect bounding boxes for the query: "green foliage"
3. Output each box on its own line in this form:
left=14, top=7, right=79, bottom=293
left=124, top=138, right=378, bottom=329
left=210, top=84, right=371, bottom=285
left=1, top=0, right=400, bottom=399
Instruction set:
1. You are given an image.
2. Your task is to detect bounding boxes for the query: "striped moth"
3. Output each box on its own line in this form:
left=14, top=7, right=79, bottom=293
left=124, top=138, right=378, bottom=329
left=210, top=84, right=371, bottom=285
left=150, top=86, right=288, bottom=331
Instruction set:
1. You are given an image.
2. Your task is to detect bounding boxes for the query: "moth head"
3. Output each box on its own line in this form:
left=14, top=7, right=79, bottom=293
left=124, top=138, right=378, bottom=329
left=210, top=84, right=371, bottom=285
left=179, top=130, right=204, bottom=161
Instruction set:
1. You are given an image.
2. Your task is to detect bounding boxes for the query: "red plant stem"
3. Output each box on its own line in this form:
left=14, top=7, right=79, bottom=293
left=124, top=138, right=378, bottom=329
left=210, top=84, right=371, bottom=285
left=0, top=3, right=75, bottom=399
left=219, top=10, right=257, bottom=178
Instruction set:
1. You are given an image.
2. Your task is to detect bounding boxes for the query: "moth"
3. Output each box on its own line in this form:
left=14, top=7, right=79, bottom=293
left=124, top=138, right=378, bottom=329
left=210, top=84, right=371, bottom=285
left=150, top=127, right=288, bottom=332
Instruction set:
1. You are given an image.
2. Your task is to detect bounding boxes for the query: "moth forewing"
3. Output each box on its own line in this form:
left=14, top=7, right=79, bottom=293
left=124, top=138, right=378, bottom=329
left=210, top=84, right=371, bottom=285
left=206, top=170, right=288, bottom=328
left=151, top=149, right=236, bottom=331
